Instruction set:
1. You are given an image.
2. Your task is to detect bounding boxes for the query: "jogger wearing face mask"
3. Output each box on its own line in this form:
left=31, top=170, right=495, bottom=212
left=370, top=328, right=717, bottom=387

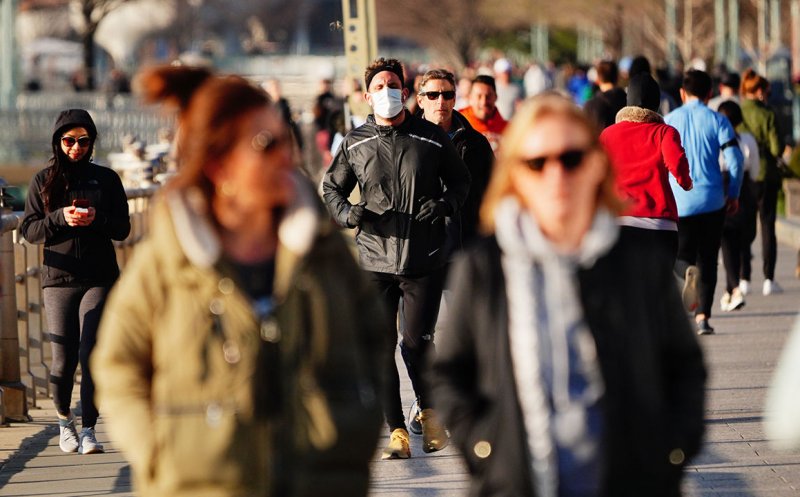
left=323, top=57, right=471, bottom=460
left=369, top=87, right=405, bottom=119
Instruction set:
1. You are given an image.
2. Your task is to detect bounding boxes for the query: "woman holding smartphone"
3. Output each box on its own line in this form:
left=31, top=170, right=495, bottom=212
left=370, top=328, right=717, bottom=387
left=20, top=109, right=130, bottom=455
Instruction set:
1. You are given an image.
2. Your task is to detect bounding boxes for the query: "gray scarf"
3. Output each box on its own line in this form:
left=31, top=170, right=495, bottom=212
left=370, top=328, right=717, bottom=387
left=495, top=197, right=617, bottom=497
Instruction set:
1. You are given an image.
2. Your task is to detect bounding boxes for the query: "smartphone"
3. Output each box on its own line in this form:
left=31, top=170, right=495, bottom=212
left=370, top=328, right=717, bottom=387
left=72, top=199, right=90, bottom=214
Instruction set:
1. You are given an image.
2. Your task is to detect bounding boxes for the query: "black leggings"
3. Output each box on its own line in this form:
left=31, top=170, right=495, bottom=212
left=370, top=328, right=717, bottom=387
left=43, top=285, right=110, bottom=428
left=674, top=208, right=726, bottom=318
left=371, top=269, right=444, bottom=431
left=755, top=181, right=780, bottom=280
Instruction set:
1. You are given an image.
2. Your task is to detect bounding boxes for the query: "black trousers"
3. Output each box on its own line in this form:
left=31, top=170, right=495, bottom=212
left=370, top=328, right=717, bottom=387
left=674, top=208, right=726, bottom=318
left=755, top=180, right=781, bottom=280
left=371, top=269, right=445, bottom=431
left=619, top=226, right=678, bottom=275
left=721, top=178, right=758, bottom=291
left=43, top=285, right=109, bottom=428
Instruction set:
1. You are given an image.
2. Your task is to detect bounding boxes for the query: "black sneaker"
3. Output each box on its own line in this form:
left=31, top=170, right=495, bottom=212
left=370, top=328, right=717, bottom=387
left=408, top=398, right=422, bottom=435
left=696, top=319, right=715, bottom=335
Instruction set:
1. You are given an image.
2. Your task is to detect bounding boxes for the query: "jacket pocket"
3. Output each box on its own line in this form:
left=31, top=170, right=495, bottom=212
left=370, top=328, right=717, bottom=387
left=152, top=408, right=263, bottom=494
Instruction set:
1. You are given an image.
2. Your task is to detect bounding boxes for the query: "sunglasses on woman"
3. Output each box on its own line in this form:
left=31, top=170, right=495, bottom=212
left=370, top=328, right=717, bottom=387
left=521, top=149, right=587, bottom=172
left=61, top=136, right=91, bottom=148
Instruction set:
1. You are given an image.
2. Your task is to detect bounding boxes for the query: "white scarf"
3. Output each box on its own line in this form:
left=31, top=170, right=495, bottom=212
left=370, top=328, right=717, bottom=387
left=495, top=197, right=617, bottom=497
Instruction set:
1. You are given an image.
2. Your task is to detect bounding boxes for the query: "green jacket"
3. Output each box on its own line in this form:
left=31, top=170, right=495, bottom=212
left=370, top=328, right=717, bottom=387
left=93, top=176, right=388, bottom=497
left=740, top=98, right=784, bottom=184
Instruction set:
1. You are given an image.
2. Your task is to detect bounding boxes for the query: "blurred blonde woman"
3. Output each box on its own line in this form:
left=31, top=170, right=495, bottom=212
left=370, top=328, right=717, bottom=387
left=430, top=93, right=706, bottom=497
left=92, top=66, right=388, bottom=497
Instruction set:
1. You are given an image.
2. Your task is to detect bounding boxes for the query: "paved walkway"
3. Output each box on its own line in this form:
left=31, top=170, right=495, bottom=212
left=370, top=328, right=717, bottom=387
left=1, top=237, right=799, bottom=496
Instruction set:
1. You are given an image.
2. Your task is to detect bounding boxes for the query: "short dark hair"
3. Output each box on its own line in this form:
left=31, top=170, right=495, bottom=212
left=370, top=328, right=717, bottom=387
left=629, top=55, right=651, bottom=78
left=472, top=74, right=496, bottom=93
left=364, top=57, right=405, bottom=90
left=420, top=69, right=456, bottom=90
left=717, top=100, right=743, bottom=127
left=682, top=69, right=713, bottom=99
left=596, top=60, right=619, bottom=84
left=720, top=72, right=741, bottom=89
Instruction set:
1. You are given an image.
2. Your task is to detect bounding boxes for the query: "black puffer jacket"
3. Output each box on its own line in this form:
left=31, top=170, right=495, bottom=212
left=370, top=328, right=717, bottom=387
left=322, top=111, right=470, bottom=275
left=448, top=110, right=495, bottom=248
left=20, top=110, right=130, bottom=287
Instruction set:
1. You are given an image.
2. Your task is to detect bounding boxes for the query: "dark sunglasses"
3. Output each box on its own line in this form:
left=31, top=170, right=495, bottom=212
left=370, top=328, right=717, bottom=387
left=61, top=136, right=91, bottom=148
left=521, top=149, right=587, bottom=172
left=420, top=90, right=456, bottom=101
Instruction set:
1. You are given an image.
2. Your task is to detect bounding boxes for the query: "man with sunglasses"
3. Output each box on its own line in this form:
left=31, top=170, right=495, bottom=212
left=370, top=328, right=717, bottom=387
left=323, top=58, right=470, bottom=461
left=407, top=68, right=495, bottom=437
left=417, top=69, right=495, bottom=251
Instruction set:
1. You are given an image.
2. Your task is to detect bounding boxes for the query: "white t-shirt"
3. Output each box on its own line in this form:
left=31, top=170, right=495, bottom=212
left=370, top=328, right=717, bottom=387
left=720, top=131, right=759, bottom=178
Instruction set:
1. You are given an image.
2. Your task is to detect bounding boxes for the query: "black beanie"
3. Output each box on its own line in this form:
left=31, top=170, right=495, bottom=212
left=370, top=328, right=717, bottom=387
left=627, top=73, right=661, bottom=113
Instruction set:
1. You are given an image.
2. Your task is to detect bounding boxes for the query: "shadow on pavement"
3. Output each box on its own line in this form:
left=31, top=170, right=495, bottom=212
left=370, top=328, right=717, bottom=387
left=0, top=421, right=54, bottom=487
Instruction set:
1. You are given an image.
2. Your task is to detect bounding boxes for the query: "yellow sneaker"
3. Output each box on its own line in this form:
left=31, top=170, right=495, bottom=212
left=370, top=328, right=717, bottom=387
left=419, top=408, right=449, bottom=453
left=381, top=428, right=411, bottom=460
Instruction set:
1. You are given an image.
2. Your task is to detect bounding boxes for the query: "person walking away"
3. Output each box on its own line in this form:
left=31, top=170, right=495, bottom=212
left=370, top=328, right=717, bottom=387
left=716, top=100, right=759, bottom=311
left=665, top=69, right=744, bottom=335
left=323, top=57, right=471, bottom=460
left=600, top=73, right=693, bottom=275
left=739, top=68, right=786, bottom=296
left=708, top=71, right=740, bottom=111
left=92, top=66, right=388, bottom=497
left=20, top=109, right=131, bottom=455
left=584, top=60, right=628, bottom=130
left=430, top=93, right=706, bottom=497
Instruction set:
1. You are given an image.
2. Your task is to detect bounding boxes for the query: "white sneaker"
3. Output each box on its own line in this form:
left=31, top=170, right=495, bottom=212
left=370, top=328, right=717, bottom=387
left=763, top=279, right=783, bottom=296
left=727, top=287, right=745, bottom=311
left=79, top=427, right=104, bottom=454
left=739, top=279, right=750, bottom=296
left=682, top=266, right=699, bottom=312
left=720, top=292, right=731, bottom=312
left=58, top=417, right=79, bottom=453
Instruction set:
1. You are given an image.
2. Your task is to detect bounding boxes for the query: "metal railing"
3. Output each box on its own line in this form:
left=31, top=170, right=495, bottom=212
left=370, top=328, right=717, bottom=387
left=0, top=184, right=158, bottom=424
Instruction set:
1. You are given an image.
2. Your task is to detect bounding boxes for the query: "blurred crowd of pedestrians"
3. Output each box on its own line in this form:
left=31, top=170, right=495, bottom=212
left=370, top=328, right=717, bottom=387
left=14, top=50, right=800, bottom=497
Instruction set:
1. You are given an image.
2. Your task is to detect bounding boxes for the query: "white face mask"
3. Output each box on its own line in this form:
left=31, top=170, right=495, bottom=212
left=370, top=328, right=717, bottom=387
left=370, top=87, right=404, bottom=119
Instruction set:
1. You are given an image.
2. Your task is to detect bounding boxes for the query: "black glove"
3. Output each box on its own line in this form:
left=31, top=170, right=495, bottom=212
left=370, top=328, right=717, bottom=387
left=346, top=203, right=366, bottom=228
left=415, top=197, right=450, bottom=223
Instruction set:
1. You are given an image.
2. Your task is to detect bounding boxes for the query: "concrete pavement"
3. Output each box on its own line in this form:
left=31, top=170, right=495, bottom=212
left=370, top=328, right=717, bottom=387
left=1, top=236, right=799, bottom=496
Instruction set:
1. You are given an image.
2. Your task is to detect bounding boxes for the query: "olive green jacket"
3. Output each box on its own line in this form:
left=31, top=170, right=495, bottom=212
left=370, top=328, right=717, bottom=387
left=740, top=98, right=784, bottom=184
left=93, top=175, right=388, bottom=497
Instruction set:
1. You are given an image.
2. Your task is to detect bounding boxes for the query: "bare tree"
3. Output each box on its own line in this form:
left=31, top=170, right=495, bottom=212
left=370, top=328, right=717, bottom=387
left=375, top=0, right=504, bottom=69
left=69, top=0, right=132, bottom=90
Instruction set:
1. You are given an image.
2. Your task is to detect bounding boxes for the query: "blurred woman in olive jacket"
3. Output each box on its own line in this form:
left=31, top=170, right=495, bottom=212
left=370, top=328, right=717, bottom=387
left=92, top=66, right=388, bottom=497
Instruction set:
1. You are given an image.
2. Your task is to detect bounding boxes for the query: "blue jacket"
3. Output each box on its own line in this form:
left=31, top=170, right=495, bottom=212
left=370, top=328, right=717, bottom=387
left=665, top=99, right=743, bottom=216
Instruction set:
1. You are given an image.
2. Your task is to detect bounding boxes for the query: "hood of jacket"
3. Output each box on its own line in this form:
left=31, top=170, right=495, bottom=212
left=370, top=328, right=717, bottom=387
left=615, top=106, right=664, bottom=125
left=52, top=108, right=98, bottom=166
left=166, top=171, right=330, bottom=298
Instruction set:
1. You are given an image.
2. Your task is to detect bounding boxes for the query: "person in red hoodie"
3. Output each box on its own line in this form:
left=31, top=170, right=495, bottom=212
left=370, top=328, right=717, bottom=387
left=600, top=73, right=693, bottom=274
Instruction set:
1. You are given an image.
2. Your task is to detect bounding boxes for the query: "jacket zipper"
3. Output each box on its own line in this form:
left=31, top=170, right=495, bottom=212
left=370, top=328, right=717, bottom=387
left=393, top=130, right=401, bottom=274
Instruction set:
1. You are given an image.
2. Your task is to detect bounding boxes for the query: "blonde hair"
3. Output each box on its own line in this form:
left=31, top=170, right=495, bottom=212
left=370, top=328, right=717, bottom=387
left=479, top=92, right=623, bottom=233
